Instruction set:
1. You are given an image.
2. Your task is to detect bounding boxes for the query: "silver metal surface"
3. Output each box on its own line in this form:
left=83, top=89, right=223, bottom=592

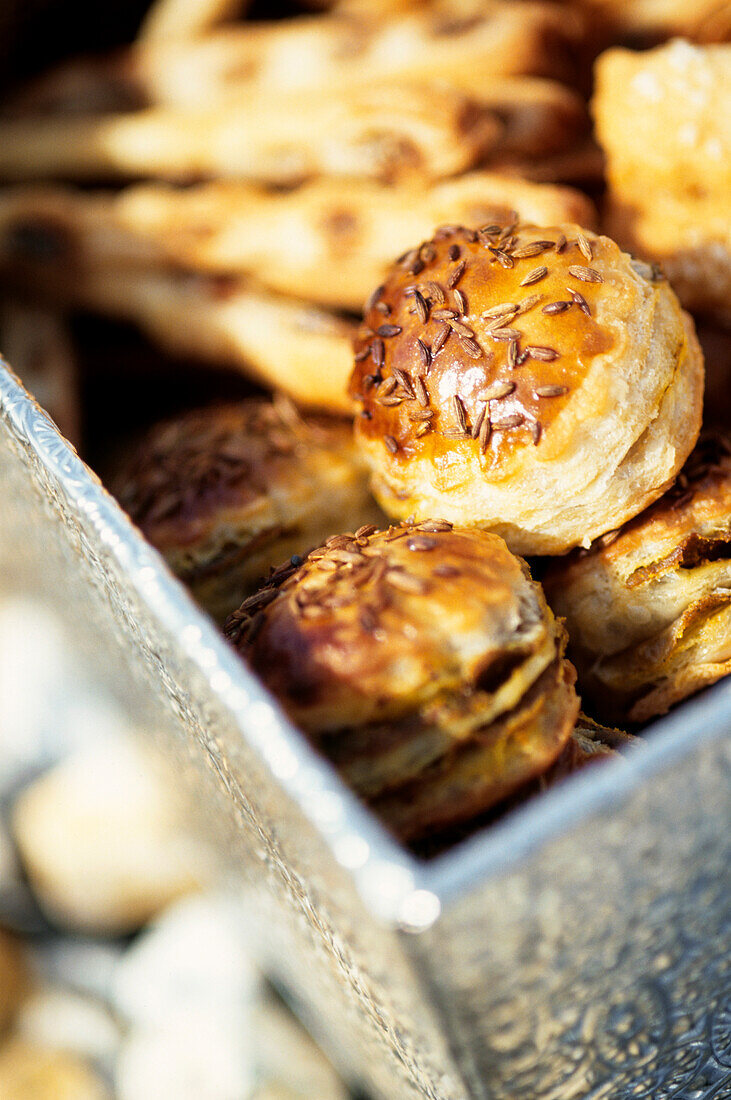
left=1, top=358, right=729, bottom=1099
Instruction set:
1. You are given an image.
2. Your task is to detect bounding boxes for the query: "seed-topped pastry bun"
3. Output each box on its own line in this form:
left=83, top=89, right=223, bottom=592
left=349, top=221, right=704, bottom=555
left=545, top=434, right=731, bottom=724
left=112, top=397, right=382, bottom=622
left=225, top=522, right=579, bottom=842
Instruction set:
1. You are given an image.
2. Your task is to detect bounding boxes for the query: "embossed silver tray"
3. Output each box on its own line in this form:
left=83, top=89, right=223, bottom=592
left=1, top=359, right=729, bottom=1099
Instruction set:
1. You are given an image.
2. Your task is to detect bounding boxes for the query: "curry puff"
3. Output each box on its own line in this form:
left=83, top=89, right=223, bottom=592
left=112, top=398, right=381, bottom=622
left=545, top=434, right=731, bottom=725
left=225, top=523, right=579, bottom=843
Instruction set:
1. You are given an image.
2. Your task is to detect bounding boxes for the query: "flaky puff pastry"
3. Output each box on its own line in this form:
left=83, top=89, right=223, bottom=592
left=411, top=713, right=634, bottom=855
left=545, top=434, right=731, bottom=725
left=349, top=222, right=704, bottom=556
left=225, top=522, right=579, bottom=842
left=594, top=41, right=731, bottom=323
left=112, top=398, right=382, bottom=622
left=547, top=715, right=635, bottom=780
left=493, top=715, right=634, bottom=811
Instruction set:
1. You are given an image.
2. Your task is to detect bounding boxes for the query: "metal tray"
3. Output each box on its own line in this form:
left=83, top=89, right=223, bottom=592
left=1, top=358, right=729, bottom=1099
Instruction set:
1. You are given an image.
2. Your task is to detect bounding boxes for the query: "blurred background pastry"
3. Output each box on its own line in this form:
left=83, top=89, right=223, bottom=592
left=567, top=0, right=731, bottom=44
left=594, top=40, right=731, bottom=324
left=545, top=433, right=731, bottom=724
left=0, top=0, right=599, bottom=423
left=225, top=522, right=579, bottom=843
left=349, top=221, right=704, bottom=555
left=0, top=173, right=596, bottom=313
left=111, top=398, right=382, bottom=622
left=6, top=3, right=585, bottom=114
left=0, top=174, right=595, bottom=413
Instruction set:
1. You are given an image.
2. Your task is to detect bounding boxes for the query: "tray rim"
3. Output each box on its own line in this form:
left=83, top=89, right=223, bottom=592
left=2, top=356, right=729, bottom=931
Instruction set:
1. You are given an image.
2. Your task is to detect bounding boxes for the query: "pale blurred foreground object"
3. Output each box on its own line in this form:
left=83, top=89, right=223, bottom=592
left=16, top=887, right=346, bottom=1099
left=0, top=592, right=348, bottom=1096
left=0, top=1038, right=110, bottom=1100
left=110, top=891, right=345, bottom=1099
left=14, top=986, right=120, bottom=1073
left=11, top=739, right=216, bottom=934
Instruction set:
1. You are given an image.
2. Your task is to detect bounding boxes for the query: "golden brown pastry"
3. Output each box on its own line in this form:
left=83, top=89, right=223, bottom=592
left=412, top=713, right=635, bottom=854
left=570, top=0, right=731, bottom=43
left=0, top=82, right=499, bottom=185
left=0, top=173, right=595, bottom=313
left=225, top=522, right=579, bottom=842
left=547, top=715, right=636, bottom=780
left=594, top=41, right=731, bottom=323
left=545, top=434, right=731, bottom=724
left=349, top=221, right=704, bottom=556
left=9, top=4, right=583, bottom=115
left=112, top=398, right=382, bottom=622
left=0, top=263, right=356, bottom=415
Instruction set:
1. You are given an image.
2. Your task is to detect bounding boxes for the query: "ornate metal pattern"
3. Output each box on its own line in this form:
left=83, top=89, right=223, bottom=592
left=420, top=728, right=730, bottom=1099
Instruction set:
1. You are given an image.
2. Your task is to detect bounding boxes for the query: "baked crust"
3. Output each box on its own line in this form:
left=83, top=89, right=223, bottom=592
left=12, top=3, right=585, bottom=115
left=0, top=171, right=596, bottom=314
left=572, top=0, right=731, bottom=43
left=225, top=522, right=579, bottom=842
left=349, top=221, right=704, bottom=555
left=551, top=714, right=635, bottom=776
left=112, top=398, right=382, bottom=621
left=594, top=41, right=731, bottom=322
left=545, top=434, right=731, bottom=723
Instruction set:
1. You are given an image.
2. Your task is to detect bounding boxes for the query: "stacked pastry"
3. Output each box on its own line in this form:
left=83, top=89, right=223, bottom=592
left=2, top=0, right=729, bottom=848
left=546, top=434, right=731, bottom=725
left=225, top=522, right=581, bottom=842
left=348, top=222, right=702, bottom=554
left=214, top=220, right=696, bottom=843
